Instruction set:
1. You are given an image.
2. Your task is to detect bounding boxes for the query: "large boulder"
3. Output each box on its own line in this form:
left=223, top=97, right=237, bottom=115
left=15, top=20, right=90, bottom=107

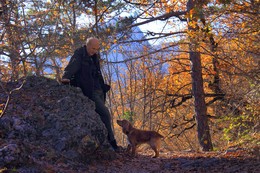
left=0, top=76, right=116, bottom=172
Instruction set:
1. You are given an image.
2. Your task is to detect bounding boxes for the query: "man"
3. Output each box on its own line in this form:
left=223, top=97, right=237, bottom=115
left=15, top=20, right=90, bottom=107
left=61, top=37, right=120, bottom=152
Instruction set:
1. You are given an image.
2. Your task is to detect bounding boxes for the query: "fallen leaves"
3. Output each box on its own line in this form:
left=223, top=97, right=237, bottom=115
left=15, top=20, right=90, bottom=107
left=94, top=149, right=260, bottom=173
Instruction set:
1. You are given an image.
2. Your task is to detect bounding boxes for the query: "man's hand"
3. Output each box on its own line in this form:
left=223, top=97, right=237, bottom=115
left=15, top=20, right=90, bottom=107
left=61, top=79, right=70, bottom=83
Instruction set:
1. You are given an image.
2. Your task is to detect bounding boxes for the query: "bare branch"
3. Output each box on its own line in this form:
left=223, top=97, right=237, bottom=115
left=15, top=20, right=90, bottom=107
left=168, top=123, right=196, bottom=138
left=126, top=11, right=187, bottom=30
left=0, top=79, right=26, bottom=119
left=123, top=0, right=152, bottom=6
left=116, top=31, right=186, bottom=44
left=106, top=42, right=190, bottom=64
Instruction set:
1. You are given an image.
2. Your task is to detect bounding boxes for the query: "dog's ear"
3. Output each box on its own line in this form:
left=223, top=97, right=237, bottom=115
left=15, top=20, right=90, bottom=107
left=122, top=128, right=128, bottom=134
left=116, top=120, right=121, bottom=126
left=122, top=120, right=130, bottom=134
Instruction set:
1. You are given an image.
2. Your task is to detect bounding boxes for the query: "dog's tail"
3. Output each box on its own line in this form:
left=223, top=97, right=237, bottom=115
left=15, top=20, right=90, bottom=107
left=156, top=132, right=164, bottom=138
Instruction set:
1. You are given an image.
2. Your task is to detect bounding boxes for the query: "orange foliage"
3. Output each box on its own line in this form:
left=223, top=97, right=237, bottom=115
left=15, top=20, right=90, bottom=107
left=1, top=0, right=258, bottom=151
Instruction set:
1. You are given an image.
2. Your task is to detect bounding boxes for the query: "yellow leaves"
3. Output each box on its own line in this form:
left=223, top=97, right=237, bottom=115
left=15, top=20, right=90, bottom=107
left=0, top=42, right=8, bottom=48
left=0, top=167, right=7, bottom=173
left=60, top=58, right=67, bottom=64
left=53, top=11, right=58, bottom=15
left=102, top=43, right=111, bottom=52
left=81, top=35, right=85, bottom=40
left=166, top=7, right=171, bottom=13
left=55, top=49, right=63, bottom=54
left=153, top=10, right=157, bottom=16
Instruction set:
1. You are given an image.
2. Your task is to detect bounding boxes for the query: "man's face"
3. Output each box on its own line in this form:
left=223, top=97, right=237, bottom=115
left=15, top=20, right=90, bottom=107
left=87, top=40, right=99, bottom=56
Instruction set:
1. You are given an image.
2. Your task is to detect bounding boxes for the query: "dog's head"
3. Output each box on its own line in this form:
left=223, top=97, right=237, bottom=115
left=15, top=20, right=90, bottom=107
left=117, top=120, right=132, bottom=135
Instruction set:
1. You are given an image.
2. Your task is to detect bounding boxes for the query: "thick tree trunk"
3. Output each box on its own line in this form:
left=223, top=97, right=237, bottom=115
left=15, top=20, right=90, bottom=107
left=189, top=51, right=213, bottom=151
left=187, top=0, right=213, bottom=151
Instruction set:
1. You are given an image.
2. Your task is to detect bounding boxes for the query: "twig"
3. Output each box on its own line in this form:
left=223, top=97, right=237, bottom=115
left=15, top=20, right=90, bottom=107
left=0, top=79, right=26, bottom=119
left=169, top=123, right=196, bottom=139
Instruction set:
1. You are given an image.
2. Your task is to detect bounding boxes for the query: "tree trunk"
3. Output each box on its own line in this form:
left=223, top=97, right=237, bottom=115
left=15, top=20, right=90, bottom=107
left=189, top=52, right=213, bottom=151
left=187, top=0, right=213, bottom=151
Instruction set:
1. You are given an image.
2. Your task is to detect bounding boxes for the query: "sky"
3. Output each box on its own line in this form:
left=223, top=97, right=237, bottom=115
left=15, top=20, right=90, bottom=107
left=136, top=18, right=186, bottom=45
left=1, top=1, right=187, bottom=65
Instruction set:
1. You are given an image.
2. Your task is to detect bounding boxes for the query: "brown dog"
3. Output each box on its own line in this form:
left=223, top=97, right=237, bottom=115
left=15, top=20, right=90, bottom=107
left=117, top=119, right=163, bottom=158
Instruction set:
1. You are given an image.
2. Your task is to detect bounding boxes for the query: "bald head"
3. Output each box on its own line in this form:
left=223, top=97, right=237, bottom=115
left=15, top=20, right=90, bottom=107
left=86, top=37, right=100, bottom=56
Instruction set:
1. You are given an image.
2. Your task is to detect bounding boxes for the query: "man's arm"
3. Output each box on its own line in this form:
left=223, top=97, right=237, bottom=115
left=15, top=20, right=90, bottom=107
left=61, top=78, right=70, bottom=83
left=62, top=48, right=82, bottom=82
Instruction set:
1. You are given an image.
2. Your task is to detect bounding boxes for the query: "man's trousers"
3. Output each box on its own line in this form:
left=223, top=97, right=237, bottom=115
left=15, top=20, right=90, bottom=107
left=91, top=90, right=115, bottom=143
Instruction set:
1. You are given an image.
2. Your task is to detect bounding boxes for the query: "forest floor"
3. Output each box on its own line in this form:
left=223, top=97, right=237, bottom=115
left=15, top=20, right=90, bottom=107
left=87, top=148, right=259, bottom=173
left=1, top=77, right=259, bottom=173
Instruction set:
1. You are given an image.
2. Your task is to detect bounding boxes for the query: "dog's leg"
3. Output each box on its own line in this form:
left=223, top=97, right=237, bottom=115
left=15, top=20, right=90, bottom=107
left=150, top=145, right=159, bottom=158
left=126, top=144, right=131, bottom=152
left=150, top=138, right=161, bottom=158
left=131, top=144, right=137, bottom=157
left=126, top=136, right=131, bottom=152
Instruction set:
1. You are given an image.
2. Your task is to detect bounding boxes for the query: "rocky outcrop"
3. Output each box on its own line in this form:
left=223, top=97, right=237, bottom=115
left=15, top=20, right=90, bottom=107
left=0, top=76, right=116, bottom=172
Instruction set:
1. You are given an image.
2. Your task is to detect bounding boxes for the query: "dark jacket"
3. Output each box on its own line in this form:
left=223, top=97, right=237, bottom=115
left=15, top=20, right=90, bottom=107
left=62, top=46, right=110, bottom=99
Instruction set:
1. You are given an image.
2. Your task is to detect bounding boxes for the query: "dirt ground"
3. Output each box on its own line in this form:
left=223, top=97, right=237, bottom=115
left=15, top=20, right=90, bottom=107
left=87, top=148, right=259, bottom=173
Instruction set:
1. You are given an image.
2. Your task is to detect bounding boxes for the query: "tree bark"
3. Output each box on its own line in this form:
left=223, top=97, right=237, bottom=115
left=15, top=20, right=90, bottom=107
left=187, top=0, right=213, bottom=151
left=189, top=52, right=213, bottom=151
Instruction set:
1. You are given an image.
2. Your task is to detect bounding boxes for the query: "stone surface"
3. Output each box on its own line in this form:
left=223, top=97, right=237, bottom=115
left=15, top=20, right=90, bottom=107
left=0, top=76, right=116, bottom=171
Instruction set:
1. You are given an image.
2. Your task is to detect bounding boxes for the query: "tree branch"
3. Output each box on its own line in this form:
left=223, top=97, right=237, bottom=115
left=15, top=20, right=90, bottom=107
left=106, top=42, right=190, bottom=64
left=0, top=79, right=26, bottom=119
left=116, top=31, right=186, bottom=44
left=168, top=93, right=226, bottom=108
left=169, top=123, right=196, bottom=138
left=126, top=11, right=187, bottom=30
